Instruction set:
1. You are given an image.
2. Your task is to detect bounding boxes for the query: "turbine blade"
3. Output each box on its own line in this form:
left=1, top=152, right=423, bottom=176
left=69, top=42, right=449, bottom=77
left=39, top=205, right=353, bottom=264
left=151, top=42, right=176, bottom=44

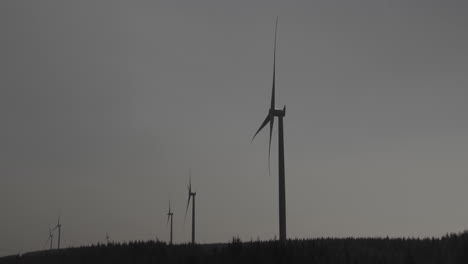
left=167, top=213, right=170, bottom=226
left=268, top=115, right=274, bottom=175
left=184, top=195, right=191, bottom=223
left=271, top=16, right=278, bottom=110
left=266, top=17, right=279, bottom=175
left=252, top=113, right=271, bottom=141
left=46, top=227, right=53, bottom=244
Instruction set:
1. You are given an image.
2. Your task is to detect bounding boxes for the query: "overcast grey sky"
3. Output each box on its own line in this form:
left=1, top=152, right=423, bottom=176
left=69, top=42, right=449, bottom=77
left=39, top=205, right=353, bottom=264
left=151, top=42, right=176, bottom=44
left=2, top=0, right=468, bottom=257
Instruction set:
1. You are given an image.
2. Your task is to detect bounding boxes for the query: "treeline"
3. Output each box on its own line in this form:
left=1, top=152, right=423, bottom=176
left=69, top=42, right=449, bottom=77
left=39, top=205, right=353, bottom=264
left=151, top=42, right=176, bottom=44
left=1, top=232, right=467, bottom=264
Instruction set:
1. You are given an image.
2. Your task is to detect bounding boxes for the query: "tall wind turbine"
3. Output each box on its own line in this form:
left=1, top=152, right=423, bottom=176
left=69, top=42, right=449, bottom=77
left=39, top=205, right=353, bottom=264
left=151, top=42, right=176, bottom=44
left=184, top=175, right=196, bottom=244
left=166, top=201, right=174, bottom=245
left=53, top=216, right=62, bottom=249
left=252, top=17, right=287, bottom=243
left=46, top=227, right=54, bottom=250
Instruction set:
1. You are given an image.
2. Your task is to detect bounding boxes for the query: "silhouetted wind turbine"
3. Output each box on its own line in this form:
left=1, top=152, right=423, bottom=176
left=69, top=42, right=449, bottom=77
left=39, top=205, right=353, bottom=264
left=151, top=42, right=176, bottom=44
left=105, top=233, right=110, bottom=245
left=167, top=201, right=174, bottom=245
left=46, top=227, right=54, bottom=250
left=184, top=175, right=196, bottom=244
left=53, top=216, right=62, bottom=249
left=251, top=17, right=288, bottom=243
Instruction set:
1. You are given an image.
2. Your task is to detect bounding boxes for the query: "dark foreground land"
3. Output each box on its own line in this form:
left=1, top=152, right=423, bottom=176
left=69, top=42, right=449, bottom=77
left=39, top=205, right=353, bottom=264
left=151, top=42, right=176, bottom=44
left=2, top=232, right=468, bottom=264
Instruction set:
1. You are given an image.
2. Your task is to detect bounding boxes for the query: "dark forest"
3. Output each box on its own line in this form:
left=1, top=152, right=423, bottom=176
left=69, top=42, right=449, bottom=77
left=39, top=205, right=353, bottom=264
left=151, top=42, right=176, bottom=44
left=2, top=231, right=467, bottom=264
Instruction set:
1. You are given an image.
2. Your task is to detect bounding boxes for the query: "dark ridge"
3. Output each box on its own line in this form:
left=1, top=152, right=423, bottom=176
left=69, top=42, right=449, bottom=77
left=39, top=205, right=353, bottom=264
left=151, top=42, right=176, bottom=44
left=2, top=232, right=468, bottom=264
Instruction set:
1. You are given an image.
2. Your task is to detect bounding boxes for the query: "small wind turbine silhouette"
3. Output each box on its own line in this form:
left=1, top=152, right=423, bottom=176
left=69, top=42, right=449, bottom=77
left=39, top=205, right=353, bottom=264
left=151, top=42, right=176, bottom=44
left=166, top=201, right=174, bottom=245
left=105, top=233, right=110, bottom=245
left=251, top=17, right=288, bottom=243
left=46, top=227, right=54, bottom=250
left=184, top=174, right=196, bottom=244
left=53, top=216, right=62, bottom=249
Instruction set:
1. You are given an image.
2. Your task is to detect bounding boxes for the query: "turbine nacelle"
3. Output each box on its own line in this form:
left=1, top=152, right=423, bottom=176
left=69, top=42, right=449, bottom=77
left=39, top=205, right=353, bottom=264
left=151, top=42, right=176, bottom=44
left=270, top=107, right=286, bottom=117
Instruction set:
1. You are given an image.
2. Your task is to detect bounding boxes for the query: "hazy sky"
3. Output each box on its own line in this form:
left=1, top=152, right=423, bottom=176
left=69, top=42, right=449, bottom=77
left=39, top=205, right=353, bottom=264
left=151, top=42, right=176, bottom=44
left=2, top=0, right=468, bottom=256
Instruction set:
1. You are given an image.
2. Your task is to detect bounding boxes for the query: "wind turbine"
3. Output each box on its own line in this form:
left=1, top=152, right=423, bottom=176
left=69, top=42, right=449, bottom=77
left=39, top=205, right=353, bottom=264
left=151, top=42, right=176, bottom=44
left=251, top=17, right=287, bottom=243
left=46, top=227, right=54, bottom=250
left=105, top=233, right=110, bottom=245
left=53, top=216, right=62, bottom=249
left=184, top=175, right=196, bottom=244
left=166, top=201, right=174, bottom=245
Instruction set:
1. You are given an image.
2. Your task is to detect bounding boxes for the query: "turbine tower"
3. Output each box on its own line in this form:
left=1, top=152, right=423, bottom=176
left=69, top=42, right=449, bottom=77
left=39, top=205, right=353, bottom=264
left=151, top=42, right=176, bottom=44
left=184, top=175, right=196, bottom=244
left=252, top=17, right=287, bottom=243
left=53, top=216, right=62, bottom=249
left=166, top=201, right=174, bottom=245
left=46, top=227, right=54, bottom=250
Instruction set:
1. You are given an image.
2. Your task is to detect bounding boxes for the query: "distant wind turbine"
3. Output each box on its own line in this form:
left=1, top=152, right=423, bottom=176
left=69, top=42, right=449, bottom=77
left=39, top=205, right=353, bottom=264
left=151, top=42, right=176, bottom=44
left=184, top=174, right=196, bottom=244
left=251, top=17, right=288, bottom=243
left=46, top=227, right=54, bottom=250
left=105, top=233, right=110, bottom=245
left=166, top=201, right=174, bottom=245
left=53, top=216, right=62, bottom=249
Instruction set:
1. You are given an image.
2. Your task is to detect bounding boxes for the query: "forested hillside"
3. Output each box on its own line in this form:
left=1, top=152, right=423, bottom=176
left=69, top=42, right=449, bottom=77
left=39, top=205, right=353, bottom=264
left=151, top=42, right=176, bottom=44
left=2, top=232, right=467, bottom=264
